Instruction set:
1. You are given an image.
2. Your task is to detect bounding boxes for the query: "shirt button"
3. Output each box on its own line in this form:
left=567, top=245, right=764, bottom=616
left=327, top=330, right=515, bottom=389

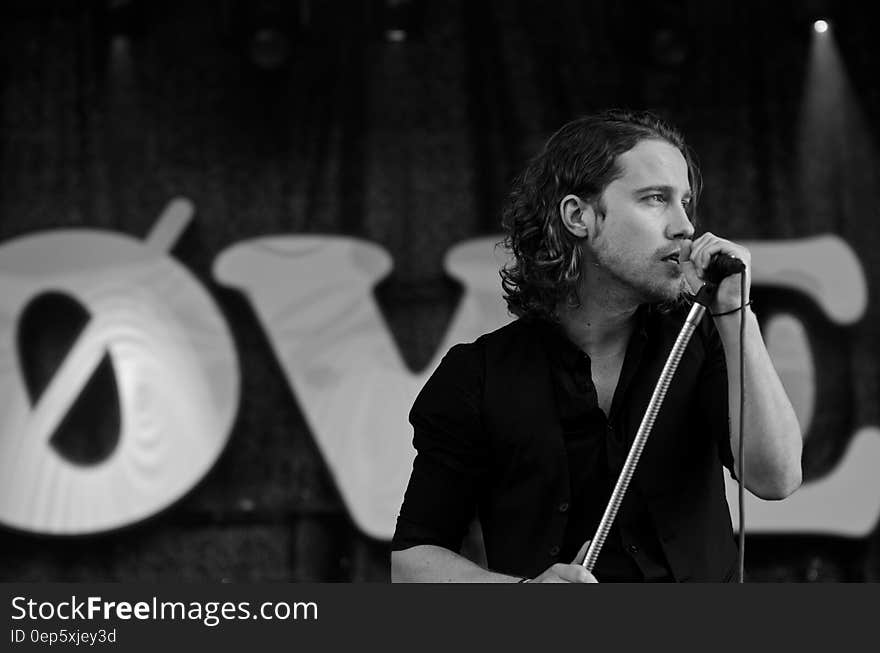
left=549, top=545, right=561, bottom=557
left=628, top=544, right=639, bottom=554
left=558, top=502, right=569, bottom=513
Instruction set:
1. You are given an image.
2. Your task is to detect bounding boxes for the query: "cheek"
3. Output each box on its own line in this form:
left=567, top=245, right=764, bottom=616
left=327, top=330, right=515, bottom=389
left=601, top=207, right=653, bottom=240
left=600, top=221, right=647, bottom=258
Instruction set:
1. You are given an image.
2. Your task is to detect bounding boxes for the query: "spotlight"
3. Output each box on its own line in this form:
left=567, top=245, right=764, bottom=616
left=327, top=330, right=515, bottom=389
left=813, top=20, right=829, bottom=34
left=380, top=0, right=422, bottom=42
left=385, top=29, right=407, bottom=43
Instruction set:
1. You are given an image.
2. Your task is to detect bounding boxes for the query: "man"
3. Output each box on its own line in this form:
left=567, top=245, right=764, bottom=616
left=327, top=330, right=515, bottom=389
left=391, top=110, right=802, bottom=583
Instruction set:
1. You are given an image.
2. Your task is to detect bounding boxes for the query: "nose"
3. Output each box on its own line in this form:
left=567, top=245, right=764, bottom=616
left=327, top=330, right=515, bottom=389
left=665, top=203, right=694, bottom=240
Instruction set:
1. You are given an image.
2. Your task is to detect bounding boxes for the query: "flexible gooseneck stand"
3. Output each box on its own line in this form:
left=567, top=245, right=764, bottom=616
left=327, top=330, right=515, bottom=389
left=581, top=282, right=720, bottom=572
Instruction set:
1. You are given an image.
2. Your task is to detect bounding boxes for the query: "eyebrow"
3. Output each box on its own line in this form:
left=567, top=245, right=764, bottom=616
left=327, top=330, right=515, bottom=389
left=633, top=185, right=692, bottom=198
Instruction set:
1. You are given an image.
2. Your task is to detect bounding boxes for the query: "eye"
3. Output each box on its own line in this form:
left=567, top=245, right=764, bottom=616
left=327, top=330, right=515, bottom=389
left=682, top=198, right=696, bottom=222
left=645, top=193, right=666, bottom=204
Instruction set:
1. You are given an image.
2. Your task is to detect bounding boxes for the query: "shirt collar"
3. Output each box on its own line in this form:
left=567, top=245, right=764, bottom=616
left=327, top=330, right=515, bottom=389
left=539, top=304, right=653, bottom=369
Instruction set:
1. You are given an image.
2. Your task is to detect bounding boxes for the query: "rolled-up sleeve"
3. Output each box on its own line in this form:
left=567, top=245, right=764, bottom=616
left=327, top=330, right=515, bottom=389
left=391, top=342, right=489, bottom=553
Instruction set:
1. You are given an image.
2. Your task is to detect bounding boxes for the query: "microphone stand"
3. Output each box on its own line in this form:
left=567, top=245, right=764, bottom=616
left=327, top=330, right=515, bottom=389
left=581, top=281, right=721, bottom=572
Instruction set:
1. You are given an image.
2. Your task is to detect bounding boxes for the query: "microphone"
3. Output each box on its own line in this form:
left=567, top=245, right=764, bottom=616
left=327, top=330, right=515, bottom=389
left=704, top=252, right=745, bottom=285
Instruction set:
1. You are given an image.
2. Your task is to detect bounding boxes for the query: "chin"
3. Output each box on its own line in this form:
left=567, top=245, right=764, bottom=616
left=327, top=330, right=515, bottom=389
left=642, top=278, right=690, bottom=307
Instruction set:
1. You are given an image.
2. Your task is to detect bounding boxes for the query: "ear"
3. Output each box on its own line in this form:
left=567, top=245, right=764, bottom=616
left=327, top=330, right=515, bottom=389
left=559, top=194, right=594, bottom=239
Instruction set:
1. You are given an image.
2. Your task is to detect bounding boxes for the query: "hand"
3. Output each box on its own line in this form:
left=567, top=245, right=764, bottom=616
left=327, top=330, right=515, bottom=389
left=528, top=540, right=599, bottom=583
left=680, top=233, right=751, bottom=314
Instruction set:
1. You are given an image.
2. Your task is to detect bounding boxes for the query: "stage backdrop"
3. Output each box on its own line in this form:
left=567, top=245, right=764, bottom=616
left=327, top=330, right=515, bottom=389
left=1, top=0, right=879, bottom=581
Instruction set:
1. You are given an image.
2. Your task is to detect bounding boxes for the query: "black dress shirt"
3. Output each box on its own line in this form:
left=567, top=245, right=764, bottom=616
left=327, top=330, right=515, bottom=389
left=393, top=304, right=739, bottom=582
left=544, top=310, right=671, bottom=581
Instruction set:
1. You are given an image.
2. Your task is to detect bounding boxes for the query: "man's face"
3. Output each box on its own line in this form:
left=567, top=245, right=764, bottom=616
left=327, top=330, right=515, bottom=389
left=588, top=139, right=695, bottom=303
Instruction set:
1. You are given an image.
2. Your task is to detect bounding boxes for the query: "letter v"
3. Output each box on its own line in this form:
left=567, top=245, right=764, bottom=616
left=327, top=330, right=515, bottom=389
left=214, top=235, right=511, bottom=539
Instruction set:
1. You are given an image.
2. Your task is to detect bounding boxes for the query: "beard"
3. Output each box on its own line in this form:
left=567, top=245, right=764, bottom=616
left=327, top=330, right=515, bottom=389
left=655, top=279, right=694, bottom=313
left=592, top=245, right=690, bottom=306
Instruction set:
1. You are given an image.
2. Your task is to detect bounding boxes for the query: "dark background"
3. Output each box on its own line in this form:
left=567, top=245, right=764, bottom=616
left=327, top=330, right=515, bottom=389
left=1, top=0, right=879, bottom=581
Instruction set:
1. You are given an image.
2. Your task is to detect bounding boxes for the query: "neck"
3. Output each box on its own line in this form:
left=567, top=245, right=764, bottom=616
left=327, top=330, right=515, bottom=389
left=556, top=293, right=639, bottom=356
left=558, top=251, right=647, bottom=352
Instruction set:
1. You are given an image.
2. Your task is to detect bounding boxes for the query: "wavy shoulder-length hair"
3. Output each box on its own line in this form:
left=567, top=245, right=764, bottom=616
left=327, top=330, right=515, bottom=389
left=500, top=109, right=702, bottom=321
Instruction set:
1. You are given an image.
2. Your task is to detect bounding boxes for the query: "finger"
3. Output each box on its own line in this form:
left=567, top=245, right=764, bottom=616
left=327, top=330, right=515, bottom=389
left=695, top=234, right=737, bottom=271
left=680, top=239, right=693, bottom=262
left=698, top=240, right=726, bottom=272
left=572, top=539, right=591, bottom=566
left=695, top=235, right=736, bottom=273
left=678, top=240, right=702, bottom=289
left=680, top=258, right=703, bottom=293
left=555, top=564, right=595, bottom=583
left=691, top=232, right=721, bottom=271
left=688, top=232, right=712, bottom=268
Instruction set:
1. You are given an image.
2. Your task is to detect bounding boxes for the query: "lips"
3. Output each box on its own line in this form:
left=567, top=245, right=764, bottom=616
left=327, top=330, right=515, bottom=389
left=661, top=252, right=680, bottom=263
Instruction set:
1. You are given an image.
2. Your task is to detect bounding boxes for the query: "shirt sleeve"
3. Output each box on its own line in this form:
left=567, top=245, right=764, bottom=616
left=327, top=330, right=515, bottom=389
left=391, top=342, right=490, bottom=553
left=696, top=318, right=736, bottom=477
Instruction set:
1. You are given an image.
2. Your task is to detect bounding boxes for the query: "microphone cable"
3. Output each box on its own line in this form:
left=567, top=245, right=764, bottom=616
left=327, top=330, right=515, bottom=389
left=704, top=254, right=748, bottom=582
left=700, top=254, right=748, bottom=582
left=736, top=269, right=746, bottom=583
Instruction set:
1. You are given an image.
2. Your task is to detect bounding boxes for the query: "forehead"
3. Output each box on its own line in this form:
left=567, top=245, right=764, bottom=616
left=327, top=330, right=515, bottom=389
left=613, top=139, right=690, bottom=191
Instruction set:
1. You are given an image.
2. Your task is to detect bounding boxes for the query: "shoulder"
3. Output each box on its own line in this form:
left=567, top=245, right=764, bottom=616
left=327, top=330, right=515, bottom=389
left=474, top=316, right=541, bottom=344
left=415, top=318, right=547, bottom=406
left=438, top=318, right=543, bottom=366
left=473, top=316, right=548, bottom=357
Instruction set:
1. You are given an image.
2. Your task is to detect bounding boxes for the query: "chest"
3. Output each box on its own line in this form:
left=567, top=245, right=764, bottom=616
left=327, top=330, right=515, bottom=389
left=590, top=353, right=626, bottom=416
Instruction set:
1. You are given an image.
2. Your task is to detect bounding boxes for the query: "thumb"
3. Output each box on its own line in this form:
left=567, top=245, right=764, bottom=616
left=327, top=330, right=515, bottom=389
left=572, top=539, right=592, bottom=566
left=680, top=254, right=703, bottom=294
